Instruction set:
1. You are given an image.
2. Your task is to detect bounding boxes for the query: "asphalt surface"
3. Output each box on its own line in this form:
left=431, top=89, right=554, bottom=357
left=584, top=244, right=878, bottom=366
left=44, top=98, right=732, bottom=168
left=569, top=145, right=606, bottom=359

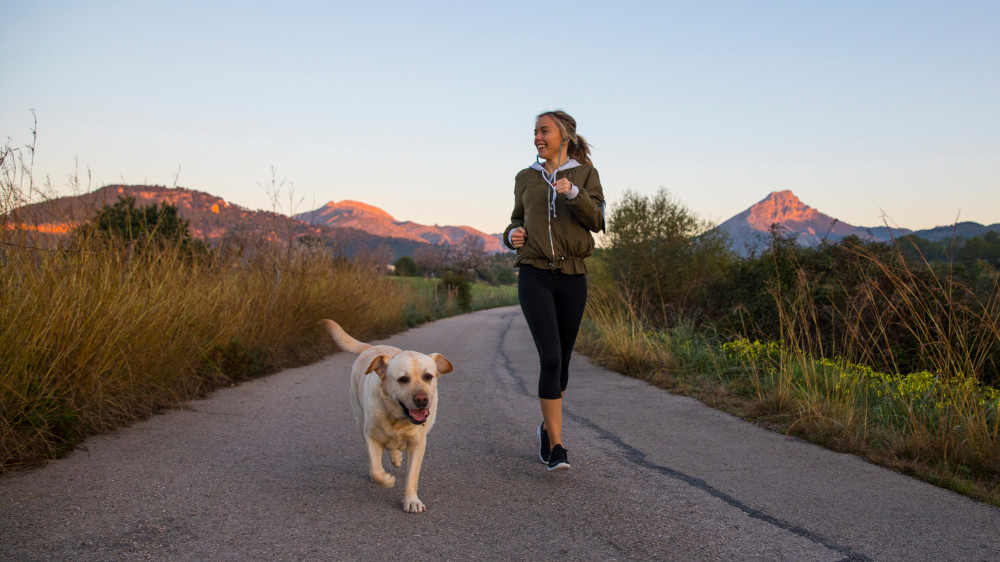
left=2, top=306, right=998, bottom=561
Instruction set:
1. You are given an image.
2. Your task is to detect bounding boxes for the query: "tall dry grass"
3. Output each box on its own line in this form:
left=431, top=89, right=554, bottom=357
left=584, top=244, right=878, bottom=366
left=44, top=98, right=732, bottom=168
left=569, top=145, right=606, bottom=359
left=2, top=131, right=433, bottom=469
left=578, top=286, right=675, bottom=378
left=0, top=231, right=414, bottom=469
left=760, top=243, right=1000, bottom=484
left=580, top=246, right=1000, bottom=504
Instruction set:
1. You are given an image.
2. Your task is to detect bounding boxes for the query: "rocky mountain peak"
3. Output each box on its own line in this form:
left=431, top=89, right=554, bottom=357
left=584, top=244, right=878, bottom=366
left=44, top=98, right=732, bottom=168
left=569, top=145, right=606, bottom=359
left=313, top=200, right=396, bottom=222
left=746, top=190, right=820, bottom=230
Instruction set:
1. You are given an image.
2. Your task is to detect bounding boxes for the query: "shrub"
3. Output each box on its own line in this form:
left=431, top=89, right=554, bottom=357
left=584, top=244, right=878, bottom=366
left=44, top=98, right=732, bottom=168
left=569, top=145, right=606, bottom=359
left=439, top=270, right=471, bottom=312
left=603, top=187, right=732, bottom=323
left=394, top=255, right=420, bottom=277
left=704, top=233, right=1000, bottom=387
left=75, top=196, right=208, bottom=255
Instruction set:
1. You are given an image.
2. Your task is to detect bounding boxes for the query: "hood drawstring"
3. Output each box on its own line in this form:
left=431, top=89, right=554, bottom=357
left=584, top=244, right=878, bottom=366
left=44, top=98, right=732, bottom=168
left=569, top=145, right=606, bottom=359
left=541, top=167, right=558, bottom=218
left=537, top=139, right=567, bottom=218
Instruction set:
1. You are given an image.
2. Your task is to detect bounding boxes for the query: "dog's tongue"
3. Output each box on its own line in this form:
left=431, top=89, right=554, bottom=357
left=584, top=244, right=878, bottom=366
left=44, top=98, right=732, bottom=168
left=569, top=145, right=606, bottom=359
left=410, top=408, right=430, bottom=423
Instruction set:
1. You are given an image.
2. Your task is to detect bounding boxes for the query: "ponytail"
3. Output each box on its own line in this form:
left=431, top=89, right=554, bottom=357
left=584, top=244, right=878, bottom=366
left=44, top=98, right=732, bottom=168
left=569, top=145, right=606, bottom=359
left=568, top=134, right=592, bottom=166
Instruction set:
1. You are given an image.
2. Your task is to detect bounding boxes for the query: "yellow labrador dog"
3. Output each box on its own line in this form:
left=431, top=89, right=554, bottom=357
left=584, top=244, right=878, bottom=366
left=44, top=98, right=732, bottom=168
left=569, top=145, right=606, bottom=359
left=322, top=319, right=454, bottom=514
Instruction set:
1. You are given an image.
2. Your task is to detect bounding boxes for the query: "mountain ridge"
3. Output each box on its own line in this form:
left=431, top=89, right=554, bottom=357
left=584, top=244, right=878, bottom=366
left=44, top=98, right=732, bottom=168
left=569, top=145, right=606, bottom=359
left=8, top=184, right=506, bottom=259
left=714, top=190, right=999, bottom=254
left=293, top=200, right=504, bottom=253
left=11, top=185, right=995, bottom=259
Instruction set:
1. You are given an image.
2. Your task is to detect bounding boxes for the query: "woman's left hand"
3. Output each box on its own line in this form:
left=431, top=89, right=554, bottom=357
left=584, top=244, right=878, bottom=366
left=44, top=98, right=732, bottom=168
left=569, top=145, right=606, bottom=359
left=553, top=178, right=572, bottom=195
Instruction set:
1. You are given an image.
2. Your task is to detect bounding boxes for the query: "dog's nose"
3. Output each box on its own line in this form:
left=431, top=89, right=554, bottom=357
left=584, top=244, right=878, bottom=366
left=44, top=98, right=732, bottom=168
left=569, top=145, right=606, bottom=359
left=413, top=392, right=429, bottom=409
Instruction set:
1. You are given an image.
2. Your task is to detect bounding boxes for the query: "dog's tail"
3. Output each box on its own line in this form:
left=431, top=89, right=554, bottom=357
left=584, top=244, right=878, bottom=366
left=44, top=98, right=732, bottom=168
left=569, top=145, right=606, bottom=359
left=321, top=319, right=371, bottom=355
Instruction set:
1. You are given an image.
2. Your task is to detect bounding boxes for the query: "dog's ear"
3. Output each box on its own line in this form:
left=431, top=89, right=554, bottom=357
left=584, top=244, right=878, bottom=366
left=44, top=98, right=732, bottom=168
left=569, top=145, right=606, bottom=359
left=366, top=355, right=393, bottom=379
left=431, top=353, right=453, bottom=375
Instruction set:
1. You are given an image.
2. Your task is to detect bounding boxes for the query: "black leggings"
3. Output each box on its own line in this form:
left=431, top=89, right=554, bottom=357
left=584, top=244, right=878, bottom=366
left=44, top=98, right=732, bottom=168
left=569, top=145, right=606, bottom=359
left=517, top=264, right=588, bottom=400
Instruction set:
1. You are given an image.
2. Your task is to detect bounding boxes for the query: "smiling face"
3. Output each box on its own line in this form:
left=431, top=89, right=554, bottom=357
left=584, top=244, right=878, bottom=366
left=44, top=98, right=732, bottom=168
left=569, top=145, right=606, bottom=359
left=534, top=114, right=567, bottom=163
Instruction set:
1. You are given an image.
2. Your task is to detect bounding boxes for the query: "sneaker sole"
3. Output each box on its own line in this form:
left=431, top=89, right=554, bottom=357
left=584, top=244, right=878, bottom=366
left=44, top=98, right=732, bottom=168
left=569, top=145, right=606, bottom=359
left=547, top=462, right=571, bottom=472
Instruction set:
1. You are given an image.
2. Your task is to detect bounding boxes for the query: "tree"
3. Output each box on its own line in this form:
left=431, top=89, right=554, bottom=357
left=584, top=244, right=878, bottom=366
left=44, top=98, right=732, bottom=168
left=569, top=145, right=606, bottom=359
left=604, top=188, right=732, bottom=320
left=413, top=244, right=448, bottom=275
left=353, top=242, right=394, bottom=270
left=959, top=231, right=1000, bottom=269
left=446, top=235, right=488, bottom=274
left=78, top=196, right=205, bottom=254
left=394, top=255, right=420, bottom=277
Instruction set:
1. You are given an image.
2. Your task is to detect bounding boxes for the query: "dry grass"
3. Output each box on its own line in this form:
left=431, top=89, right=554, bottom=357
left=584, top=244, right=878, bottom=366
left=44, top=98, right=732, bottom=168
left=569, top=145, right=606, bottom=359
left=0, top=129, right=509, bottom=470
left=580, top=259, right=1000, bottom=506
left=763, top=243, right=1000, bottom=482
left=0, top=230, right=417, bottom=469
left=578, top=286, right=674, bottom=378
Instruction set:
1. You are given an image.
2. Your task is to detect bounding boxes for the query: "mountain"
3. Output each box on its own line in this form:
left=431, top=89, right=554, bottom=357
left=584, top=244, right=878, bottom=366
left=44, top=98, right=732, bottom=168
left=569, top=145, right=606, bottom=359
left=900, top=222, right=1000, bottom=242
left=8, top=184, right=256, bottom=239
left=295, top=200, right=505, bottom=254
left=8, top=184, right=505, bottom=260
left=717, top=190, right=918, bottom=254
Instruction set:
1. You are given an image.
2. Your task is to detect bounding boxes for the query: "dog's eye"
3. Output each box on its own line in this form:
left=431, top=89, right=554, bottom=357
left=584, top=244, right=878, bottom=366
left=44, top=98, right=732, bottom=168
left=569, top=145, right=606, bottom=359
left=397, top=376, right=410, bottom=384
left=422, top=373, right=434, bottom=382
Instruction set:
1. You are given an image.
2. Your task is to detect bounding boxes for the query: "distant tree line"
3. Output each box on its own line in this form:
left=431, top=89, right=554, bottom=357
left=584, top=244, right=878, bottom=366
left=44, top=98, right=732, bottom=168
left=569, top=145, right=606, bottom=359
left=75, top=196, right=518, bottom=285
left=897, top=231, right=1000, bottom=272
left=393, top=236, right=517, bottom=285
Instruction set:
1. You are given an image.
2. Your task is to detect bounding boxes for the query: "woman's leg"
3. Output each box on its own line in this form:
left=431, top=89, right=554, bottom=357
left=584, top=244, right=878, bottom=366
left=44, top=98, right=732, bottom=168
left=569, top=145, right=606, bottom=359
left=539, top=395, right=563, bottom=447
left=554, top=273, right=588, bottom=394
left=543, top=274, right=587, bottom=449
left=519, top=268, right=588, bottom=450
left=518, top=266, right=565, bottom=445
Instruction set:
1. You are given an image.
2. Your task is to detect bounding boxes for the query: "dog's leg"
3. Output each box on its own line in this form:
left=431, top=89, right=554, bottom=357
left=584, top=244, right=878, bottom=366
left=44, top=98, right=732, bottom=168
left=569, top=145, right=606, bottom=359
left=366, top=438, right=395, bottom=488
left=401, top=440, right=427, bottom=513
left=389, top=449, right=403, bottom=468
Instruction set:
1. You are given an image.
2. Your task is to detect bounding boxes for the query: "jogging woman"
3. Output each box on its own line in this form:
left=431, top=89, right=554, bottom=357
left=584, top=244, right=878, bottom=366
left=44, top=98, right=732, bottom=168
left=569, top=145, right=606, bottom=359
left=502, top=110, right=605, bottom=471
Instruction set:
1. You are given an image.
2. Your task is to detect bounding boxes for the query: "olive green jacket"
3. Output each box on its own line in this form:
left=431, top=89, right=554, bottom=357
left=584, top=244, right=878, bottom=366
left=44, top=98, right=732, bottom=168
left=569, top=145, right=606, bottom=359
left=503, top=160, right=605, bottom=275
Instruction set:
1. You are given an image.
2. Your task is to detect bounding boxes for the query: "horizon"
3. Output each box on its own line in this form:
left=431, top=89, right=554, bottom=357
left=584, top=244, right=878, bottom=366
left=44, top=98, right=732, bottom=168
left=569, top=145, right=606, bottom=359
left=29, top=182, right=998, bottom=239
left=2, top=2, right=998, bottom=234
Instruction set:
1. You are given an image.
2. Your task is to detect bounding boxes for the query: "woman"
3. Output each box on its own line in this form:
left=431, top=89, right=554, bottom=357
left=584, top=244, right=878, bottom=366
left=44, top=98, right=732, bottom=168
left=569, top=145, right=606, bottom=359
left=503, top=110, right=605, bottom=472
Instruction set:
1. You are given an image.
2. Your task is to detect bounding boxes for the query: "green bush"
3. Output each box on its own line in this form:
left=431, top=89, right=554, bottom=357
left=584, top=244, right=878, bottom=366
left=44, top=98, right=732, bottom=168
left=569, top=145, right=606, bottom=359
left=75, top=196, right=208, bottom=255
left=603, top=187, right=732, bottom=323
left=394, top=255, right=420, bottom=277
left=439, top=270, right=471, bottom=312
left=704, top=232, right=1000, bottom=387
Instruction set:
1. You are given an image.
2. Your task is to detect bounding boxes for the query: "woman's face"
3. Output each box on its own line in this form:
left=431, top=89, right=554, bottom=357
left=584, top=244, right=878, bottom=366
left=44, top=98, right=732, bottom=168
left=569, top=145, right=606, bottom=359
left=534, top=115, right=565, bottom=162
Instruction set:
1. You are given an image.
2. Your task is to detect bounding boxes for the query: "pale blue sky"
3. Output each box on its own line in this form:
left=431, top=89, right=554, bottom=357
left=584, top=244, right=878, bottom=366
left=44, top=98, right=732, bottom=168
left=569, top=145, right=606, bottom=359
left=2, top=1, right=997, bottom=234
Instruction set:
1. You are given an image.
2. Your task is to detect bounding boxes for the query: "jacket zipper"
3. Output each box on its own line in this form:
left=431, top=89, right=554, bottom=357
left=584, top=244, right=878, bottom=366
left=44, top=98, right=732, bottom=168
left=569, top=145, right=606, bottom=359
left=547, top=181, right=556, bottom=268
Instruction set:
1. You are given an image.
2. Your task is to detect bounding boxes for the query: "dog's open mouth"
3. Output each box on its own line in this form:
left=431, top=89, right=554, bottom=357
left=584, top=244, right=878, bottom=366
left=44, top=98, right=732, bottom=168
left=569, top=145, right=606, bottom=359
left=400, top=402, right=430, bottom=425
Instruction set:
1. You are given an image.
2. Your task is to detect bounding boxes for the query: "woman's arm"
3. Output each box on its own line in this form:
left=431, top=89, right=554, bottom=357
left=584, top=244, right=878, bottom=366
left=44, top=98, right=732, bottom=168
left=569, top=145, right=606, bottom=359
left=566, top=167, right=605, bottom=233
left=502, top=180, right=525, bottom=250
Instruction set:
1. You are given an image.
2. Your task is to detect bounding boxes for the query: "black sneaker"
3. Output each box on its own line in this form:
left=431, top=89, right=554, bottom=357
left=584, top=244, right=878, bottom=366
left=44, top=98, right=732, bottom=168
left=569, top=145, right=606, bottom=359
left=537, top=422, right=550, bottom=464
left=548, top=444, right=570, bottom=472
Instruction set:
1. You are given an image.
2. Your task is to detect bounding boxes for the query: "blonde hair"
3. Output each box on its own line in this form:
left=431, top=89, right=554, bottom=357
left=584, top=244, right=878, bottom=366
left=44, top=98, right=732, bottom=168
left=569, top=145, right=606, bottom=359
left=537, top=110, right=592, bottom=166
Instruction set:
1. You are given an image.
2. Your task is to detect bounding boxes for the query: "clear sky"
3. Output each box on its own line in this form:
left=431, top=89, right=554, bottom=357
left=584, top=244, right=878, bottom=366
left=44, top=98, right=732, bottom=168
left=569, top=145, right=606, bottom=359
left=2, top=1, right=997, bottom=235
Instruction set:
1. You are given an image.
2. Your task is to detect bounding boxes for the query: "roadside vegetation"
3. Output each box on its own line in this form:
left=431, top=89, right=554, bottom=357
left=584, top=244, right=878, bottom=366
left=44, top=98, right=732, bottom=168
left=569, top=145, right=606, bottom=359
left=578, top=188, right=1000, bottom=507
left=0, top=135, right=516, bottom=471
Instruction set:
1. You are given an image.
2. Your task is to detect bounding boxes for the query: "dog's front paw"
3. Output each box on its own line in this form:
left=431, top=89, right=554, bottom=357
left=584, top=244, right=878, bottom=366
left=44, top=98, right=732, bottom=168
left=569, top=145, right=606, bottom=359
left=390, top=450, right=402, bottom=468
left=371, top=471, right=396, bottom=488
left=402, top=496, right=426, bottom=514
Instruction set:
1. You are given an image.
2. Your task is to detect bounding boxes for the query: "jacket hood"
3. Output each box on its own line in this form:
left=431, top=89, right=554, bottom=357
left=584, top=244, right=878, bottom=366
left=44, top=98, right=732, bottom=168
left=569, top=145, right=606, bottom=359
left=529, top=159, right=581, bottom=173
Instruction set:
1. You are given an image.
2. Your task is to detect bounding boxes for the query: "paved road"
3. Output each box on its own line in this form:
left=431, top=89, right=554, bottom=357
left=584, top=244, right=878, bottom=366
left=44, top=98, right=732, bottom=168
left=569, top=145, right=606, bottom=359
left=2, top=306, right=998, bottom=561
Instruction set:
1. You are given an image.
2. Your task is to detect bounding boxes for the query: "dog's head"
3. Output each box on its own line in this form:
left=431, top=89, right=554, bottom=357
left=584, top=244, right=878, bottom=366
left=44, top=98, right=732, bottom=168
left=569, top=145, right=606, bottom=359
left=367, top=351, right=454, bottom=425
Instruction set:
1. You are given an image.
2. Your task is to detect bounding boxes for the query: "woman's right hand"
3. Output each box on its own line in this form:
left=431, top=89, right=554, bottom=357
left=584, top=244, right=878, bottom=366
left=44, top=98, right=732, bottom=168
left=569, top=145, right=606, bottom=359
left=510, top=227, right=527, bottom=248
